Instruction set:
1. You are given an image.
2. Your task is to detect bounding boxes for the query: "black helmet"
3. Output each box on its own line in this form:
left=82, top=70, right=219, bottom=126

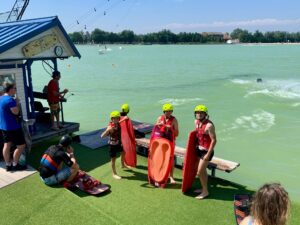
left=59, top=135, right=72, bottom=147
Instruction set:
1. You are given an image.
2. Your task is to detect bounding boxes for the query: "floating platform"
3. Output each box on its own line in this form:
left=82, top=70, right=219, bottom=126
left=31, top=121, right=80, bottom=145
left=78, top=120, right=154, bottom=149
left=136, top=137, right=240, bottom=177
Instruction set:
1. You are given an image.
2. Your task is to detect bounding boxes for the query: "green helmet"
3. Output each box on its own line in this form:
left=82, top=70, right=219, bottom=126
left=110, top=111, right=121, bottom=118
left=194, top=105, right=208, bottom=113
left=162, top=103, right=173, bottom=112
left=121, top=103, right=130, bottom=113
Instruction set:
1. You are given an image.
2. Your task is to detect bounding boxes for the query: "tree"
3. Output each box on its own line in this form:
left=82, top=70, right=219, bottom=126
left=91, top=29, right=107, bottom=43
left=230, top=28, right=252, bottom=42
left=253, top=30, right=265, bottom=43
left=68, top=32, right=84, bottom=43
left=83, top=31, right=91, bottom=44
left=119, top=30, right=135, bottom=43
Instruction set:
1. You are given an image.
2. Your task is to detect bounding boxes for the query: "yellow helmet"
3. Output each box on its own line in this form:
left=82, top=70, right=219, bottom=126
left=194, top=105, right=208, bottom=113
left=110, top=111, right=120, bottom=118
left=162, top=103, right=173, bottom=112
left=121, top=103, right=130, bottom=113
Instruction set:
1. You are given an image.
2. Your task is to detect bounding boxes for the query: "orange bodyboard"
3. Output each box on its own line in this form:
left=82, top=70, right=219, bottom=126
left=148, top=125, right=174, bottom=187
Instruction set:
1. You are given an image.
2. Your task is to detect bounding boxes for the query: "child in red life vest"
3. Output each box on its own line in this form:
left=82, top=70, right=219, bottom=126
left=101, top=111, right=126, bottom=179
left=155, top=103, right=179, bottom=184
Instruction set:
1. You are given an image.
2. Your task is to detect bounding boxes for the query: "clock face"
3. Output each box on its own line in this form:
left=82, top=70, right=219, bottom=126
left=54, top=46, right=63, bottom=57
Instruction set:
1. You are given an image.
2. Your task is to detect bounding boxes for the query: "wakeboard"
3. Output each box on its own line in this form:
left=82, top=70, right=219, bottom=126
left=65, top=170, right=110, bottom=195
left=234, top=194, right=251, bottom=225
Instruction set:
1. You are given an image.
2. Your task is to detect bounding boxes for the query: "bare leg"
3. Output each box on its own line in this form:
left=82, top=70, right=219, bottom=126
left=121, top=151, right=132, bottom=169
left=121, top=151, right=126, bottom=167
left=67, top=162, right=79, bottom=182
left=55, top=112, right=60, bottom=129
left=3, top=142, right=12, bottom=165
left=111, top=157, right=121, bottom=179
left=169, top=164, right=176, bottom=184
left=196, top=159, right=209, bottom=199
left=13, top=144, right=25, bottom=164
left=50, top=113, right=55, bottom=128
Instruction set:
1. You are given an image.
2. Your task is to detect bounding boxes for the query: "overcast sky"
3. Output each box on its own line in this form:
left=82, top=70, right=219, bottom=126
left=1, top=0, right=300, bottom=34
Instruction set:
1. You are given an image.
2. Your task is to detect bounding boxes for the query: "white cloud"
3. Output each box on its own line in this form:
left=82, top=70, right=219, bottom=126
left=164, top=18, right=300, bottom=30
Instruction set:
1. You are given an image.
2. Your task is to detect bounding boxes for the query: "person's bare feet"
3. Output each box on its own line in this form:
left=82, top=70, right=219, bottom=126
left=122, top=165, right=133, bottom=169
left=113, top=174, right=122, bottom=180
left=169, top=177, right=176, bottom=184
left=195, top=192, right=209, bottom=200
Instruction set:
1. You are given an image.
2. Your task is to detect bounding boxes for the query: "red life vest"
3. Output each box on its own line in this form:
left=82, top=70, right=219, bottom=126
left=159, top=115, right=175, bottom=129
left=108, top=122, right=121, bottom=145
left=158, top=115, right=177, bottom=140
left=195, top=119, right=212, bottom=150
left=159, top=115, right=174, bottom=125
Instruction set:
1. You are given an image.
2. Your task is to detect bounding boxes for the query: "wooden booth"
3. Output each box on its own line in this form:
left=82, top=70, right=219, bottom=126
left=0, top=16, right=81, bottom=146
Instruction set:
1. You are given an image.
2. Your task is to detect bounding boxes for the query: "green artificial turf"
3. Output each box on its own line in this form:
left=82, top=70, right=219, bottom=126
left=0, top=139, right=299, bottom=225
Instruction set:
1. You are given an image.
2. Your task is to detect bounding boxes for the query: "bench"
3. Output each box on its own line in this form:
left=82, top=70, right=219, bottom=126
left=135, top=138, right=240, bottom=177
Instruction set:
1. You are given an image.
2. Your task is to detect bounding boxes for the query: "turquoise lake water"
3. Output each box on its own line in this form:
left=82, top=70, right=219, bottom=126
left=31, top=44, right=300, bottom=201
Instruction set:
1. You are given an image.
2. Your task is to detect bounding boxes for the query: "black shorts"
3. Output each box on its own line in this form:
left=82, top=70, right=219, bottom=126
left=109, top=144, right=123, bottom=158
left=196, top=148, right=214, bottom=161
left=1, top=128, right=26, bottom=146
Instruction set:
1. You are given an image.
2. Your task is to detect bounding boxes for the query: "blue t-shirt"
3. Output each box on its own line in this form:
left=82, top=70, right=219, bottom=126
left=0, top=95, right=21, bottom=131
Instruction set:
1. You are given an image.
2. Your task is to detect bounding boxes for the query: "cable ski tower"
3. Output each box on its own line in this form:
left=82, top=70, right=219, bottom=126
left=6, top=0, right=30, bottom=22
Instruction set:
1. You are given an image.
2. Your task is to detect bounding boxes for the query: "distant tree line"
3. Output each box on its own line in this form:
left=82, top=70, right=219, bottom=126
left=230, top=28, right=300, bottom=43
left=68, top=28, right=300, bottom=44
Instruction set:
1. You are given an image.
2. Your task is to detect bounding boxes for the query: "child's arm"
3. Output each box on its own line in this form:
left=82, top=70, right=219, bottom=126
left=155, top=116, right=163, bottom=126
left=119, top=116, right=128, bottom=123
left=101, top=126, right=111, bottom=138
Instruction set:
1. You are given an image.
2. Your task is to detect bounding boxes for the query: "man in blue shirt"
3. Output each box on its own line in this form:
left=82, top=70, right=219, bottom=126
left=0, top=82, right=26, bottom=171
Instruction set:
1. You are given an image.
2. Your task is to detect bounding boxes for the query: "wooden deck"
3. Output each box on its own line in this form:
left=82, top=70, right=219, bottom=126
left=0, top=161, right=37, bottom=189
left=31, top=121, right=80, bottom=145
left=135, top=137, right=240, bottom=177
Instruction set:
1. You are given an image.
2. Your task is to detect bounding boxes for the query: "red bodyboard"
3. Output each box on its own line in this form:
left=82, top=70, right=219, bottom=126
left=120, top=119, right=137, bottom=167
left=181, top=131, right=199, bottom=193
left=148, top=125, right=174, bottom=188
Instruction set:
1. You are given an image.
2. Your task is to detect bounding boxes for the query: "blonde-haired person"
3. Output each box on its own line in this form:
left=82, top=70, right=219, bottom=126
left=241, top=183, right=290, bottom=225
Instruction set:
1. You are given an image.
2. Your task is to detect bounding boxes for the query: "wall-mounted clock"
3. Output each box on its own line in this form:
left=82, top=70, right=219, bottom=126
left=54, top=46, right=63, bottom=57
